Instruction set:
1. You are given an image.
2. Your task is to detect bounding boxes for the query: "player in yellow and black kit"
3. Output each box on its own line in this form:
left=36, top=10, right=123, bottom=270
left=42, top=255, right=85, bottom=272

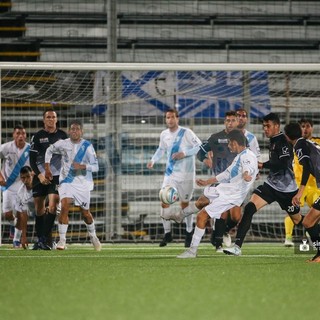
left=284, top=118, right=320, bottom=246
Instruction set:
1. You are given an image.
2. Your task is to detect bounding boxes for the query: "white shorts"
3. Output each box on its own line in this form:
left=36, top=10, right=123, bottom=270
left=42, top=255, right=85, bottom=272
left=203, top=186, right=235, bottom=219
left=162, top=176, right=194, bottom=203
left=2, top=189, right=17, bottom=213
left=58, top=182, right=91, bottom=210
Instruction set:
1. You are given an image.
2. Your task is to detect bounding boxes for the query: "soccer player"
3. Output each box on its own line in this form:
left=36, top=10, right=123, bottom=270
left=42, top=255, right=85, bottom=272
left=0, top=125, right=30, bottom=248
left=147, top=108, right=201, bottom=247
left=14, top=166, right=36, bottom=249
left=29, top=109, right=68, bottom=250
left=284, top=122, right=320, bottom=263
left=224, top=112, right=304, bottom=256
left=220, top=108, right=261, bottom=246
left=197, top=111, right=239, bottom=252
left=283, top=118, right=320, bottom=247
left=44, top=120, right=101, bottom=251
left=175, top=129, right=258, bottom=258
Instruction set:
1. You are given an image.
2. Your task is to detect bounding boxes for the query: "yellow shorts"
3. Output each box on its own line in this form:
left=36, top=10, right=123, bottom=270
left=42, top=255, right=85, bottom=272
left=301, top=186, right=320, bottom=208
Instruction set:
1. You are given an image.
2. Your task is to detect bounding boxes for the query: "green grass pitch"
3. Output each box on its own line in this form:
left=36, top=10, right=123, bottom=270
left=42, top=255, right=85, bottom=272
left=0, top=243, right=319, bottom=320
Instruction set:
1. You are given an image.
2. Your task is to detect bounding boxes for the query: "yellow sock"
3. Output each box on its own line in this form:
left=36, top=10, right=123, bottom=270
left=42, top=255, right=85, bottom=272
left=284, top=216, right=294, bottom=239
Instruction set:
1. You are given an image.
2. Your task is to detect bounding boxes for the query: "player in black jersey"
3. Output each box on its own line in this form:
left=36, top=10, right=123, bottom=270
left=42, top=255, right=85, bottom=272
left=284, top=122, right=320, bottom=263
left=29, top=109, right=67, bottom=250
left=224, top=112, right=304, bottom=256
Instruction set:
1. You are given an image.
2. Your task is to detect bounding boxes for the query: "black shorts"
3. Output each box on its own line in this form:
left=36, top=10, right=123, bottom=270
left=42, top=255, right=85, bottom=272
left=32, top=175, right=59, bottom=198
left=253, top=182, right=300, bottom=215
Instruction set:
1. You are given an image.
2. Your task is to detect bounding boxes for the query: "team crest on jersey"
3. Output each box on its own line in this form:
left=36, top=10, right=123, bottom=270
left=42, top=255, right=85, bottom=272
left=39, top=137, right=49, bottom=143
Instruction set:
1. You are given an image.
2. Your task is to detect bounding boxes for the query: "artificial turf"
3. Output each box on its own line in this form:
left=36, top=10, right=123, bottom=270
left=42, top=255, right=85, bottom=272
left=0, top=243, right=319, bottom=320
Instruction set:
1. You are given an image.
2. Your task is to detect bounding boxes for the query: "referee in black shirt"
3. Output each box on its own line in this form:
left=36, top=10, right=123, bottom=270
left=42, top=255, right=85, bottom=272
left=30, top=109, right=67, bottom=250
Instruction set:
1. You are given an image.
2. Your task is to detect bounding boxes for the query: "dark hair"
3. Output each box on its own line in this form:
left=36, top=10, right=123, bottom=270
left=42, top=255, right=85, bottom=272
left=43, top=108, right=57, bottom=117
left=165, top=108, right=179, bottom=118
left=225, top=110, right=237, bottom=118
left=227, top=129, right=247, bottom=146
left=69, top=119, right=83, bottom=129
left=20, top=165, right=33, bottom=175
left=263, top=112, right=280, bottom=125
left=284, top=122, right=302, bottom=140
left=14, top=124, right=25, bottom=131
left=299, top=118, right=314, bottom=127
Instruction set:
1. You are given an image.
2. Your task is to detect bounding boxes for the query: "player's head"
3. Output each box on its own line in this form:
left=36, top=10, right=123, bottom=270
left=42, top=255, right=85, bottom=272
left=165, top=108, right=179, bottom=131
left=236, top=108, right=248, bottom=129
left=13, top=124, right=27, bottom=146
left=227, top=129, right=247, bottom=146
left=262, top=112, right=281, bottom=138
left=284, top=122, right=302, bottom=143
left=43, top=108, right=58, bottom=130
left=69, top=119, right=83, bottom=142
left=224, top=110, right=239, bottom=133
left=299, top=118, right=314, bottom=139
left=20, top=165, right=34, bottom=189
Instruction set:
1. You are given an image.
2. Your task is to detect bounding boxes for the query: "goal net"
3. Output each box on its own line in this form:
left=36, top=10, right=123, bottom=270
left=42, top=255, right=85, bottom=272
left=0, top=62, right=319, bottom=245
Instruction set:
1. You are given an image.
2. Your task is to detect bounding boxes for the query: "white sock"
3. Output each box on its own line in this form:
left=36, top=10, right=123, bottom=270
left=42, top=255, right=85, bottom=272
left=185, top=214, right=193, bottom=233
left=161, top=218, right=171, bottom=234
left=13, top=228, right=22, bottom=242
left=85, top=222, right=97, bottom=237
left=183, top=202, right=199, bottom=217
left=190, top=226, right=205, bottom=250
left=58, top=223, right=68, bottom=242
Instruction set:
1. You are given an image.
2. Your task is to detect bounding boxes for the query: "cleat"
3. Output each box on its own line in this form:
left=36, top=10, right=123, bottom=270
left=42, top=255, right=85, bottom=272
left=13, top=241, right=22, bottom=249
left=32, top=242, right=40, bottom=250
left=159, top=232, right=173, bottom=247
left=51, top=241, right=57, bottom=250
left=177, top=247, right=197, bottom=258
left=56, top=240, right=66, bottom=250
left=215, top=246, right=224, bottom=253
left=184, top=231, right=193, bottom=248
left=90, top=235, right=102, bottom=251
left=223, top=245, right=242, bottom=256
left=284, top=238, right=294, bottom=247
left=38, top=241, right=52, bottom=250
left=161, top=209, right=184, bottom=224
left=223, top=233, right=232, bottom=247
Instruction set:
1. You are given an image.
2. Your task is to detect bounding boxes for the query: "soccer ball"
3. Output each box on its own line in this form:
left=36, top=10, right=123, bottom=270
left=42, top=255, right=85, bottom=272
left=159, top=186, right=179, bottom=205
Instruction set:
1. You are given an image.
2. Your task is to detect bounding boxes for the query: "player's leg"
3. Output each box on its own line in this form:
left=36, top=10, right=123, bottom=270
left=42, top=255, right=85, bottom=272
left=3, top=190, right=16, bottom=240
left=17, top=211, right=28, bottom=249
left=224, top=190, right=268, bottom=256
left=56, top=196, right=71, bottom=250
left=284, top=215, right=295, bottom=247
left=43, top=176, right=60, bottom=248
left=213, top=211, right=228, bottom=252
left=177, top=208, right=210, bottom=258
left=303, top=198, right=320, bottom=262
left=82, top=208, right=101, bottom=251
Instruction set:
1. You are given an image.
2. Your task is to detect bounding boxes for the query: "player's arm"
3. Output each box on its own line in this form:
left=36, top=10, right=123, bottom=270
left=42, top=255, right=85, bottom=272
left=75, top=144, right=99, bottom=173
left=147, top=147, right=165, bottom=169
left=0, top=171, right=6, bottom=186
left=44, top=142, right=61, bottom=180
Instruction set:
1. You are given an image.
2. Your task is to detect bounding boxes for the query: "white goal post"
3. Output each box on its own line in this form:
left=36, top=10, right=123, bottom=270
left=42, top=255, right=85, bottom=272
left=1, top=62, right=319, bottom=245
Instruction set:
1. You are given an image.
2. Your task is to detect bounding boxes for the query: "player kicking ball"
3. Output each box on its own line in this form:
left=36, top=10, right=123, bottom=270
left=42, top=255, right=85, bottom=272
left=169, top=129, right=258, bottom=258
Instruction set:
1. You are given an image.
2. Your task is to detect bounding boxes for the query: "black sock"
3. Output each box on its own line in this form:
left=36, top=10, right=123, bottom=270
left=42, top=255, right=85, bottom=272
left=225, top=219, right=238, bottom=233
left=44, top=213, right=56, bottom=238
left=235, top=202, right=257, bottom=248
left=35, top=215, right=45, bottom=240
left=306, top=224, right=320, bottom=256
left=214, top=218, right=226, bottom=248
